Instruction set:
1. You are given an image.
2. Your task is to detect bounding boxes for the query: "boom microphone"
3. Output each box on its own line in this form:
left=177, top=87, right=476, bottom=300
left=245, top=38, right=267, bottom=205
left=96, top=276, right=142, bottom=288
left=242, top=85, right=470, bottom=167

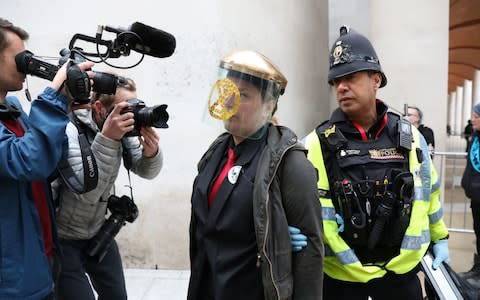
left=111, top=22, right=176, bottom=58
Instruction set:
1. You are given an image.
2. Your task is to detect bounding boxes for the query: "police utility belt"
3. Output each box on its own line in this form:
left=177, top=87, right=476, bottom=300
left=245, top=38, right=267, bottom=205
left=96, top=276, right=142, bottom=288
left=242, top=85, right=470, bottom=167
left=319, top=116, right=415, bottom=264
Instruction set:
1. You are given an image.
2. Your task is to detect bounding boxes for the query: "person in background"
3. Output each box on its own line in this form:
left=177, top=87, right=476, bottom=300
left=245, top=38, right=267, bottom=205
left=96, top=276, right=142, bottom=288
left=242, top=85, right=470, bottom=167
left=304, top=26, right=450, bottom=300
left=460, top=103, right=480, bottom=288
left=0, top=18, right=94, bottom=299
left=407, top=105, right=435, bottom=155
left=188, top=50, right=324, bottom=300
left=464, top=119, right=473, bottom=152
left=53, top=77, right=163, bottom=300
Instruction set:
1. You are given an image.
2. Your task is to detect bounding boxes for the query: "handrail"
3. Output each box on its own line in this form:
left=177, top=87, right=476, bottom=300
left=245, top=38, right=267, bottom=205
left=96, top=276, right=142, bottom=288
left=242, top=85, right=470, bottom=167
left=434, top=151, right=473, bottom=233
left=433, top=151, right=466, bottom=156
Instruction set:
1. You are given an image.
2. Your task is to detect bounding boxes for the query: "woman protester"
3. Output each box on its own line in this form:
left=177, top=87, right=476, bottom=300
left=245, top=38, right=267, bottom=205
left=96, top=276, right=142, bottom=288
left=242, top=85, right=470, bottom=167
left=187, top=50, right=324, bottom=300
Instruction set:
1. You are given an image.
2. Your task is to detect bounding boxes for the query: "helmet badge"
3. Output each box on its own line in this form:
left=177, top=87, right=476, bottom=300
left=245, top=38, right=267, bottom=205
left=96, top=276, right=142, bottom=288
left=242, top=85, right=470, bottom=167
left=333, top=42, right=343, bottom=63
left=330, top=41, right=351, bottom=67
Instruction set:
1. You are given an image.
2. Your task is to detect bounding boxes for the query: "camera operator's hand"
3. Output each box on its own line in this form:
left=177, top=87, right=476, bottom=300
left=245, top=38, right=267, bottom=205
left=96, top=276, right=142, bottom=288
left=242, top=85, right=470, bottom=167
left=139, top=127, right=159, bottom=158
left=101, top=102, right=135, bottom=141
left=50, top=61, right=95, bottom=99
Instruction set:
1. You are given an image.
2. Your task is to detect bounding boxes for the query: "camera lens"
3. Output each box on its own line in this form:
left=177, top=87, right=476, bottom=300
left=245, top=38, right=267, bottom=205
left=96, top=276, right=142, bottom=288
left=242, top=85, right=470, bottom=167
left=123, top=100, right=169, bottom=136
left=85, top=214, right=125, bottom=262
left=137, top=104, right=169, bottom=129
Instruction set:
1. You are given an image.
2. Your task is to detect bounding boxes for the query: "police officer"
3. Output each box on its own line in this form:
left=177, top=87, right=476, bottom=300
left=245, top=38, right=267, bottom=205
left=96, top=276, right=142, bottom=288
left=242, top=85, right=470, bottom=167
left=303, top=26, right=450, bottom=299
left=188, top=50, right=324, bottom=300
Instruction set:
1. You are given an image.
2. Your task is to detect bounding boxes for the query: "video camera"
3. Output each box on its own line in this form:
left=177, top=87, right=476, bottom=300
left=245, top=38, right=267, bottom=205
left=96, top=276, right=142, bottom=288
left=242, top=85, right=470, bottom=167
left=85, top=194, right=139, bottom=262
left=14, top=21, right=176, bottom=105
left=16, top=48, right=118, bottom=104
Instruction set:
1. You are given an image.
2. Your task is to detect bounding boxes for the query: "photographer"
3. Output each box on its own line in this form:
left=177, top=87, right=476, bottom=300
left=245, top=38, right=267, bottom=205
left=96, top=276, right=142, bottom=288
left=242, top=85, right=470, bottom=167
left=0, top=18, right=95, bottom=299
left=53, top=77, right=163, bottom=300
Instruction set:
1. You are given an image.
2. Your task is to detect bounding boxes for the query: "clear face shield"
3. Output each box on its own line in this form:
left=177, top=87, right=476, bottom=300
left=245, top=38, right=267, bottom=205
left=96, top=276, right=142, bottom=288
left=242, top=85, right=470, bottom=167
left=207, top=67, right=281, bottom=140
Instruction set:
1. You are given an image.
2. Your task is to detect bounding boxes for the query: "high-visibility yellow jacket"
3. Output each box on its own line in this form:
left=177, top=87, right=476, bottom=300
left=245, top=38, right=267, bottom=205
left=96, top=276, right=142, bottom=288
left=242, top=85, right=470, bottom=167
left=304, top=121, right=449, bottom=283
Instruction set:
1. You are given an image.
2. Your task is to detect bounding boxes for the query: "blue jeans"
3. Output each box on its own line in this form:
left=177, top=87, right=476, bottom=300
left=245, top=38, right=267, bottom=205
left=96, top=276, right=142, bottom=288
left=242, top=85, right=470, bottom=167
left=56, top=238, right=127, bottom=300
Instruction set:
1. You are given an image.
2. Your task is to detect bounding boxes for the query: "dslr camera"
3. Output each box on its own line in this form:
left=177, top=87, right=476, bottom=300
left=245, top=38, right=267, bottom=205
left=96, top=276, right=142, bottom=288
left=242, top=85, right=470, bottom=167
left=85, top=194, right=138, bottom=262
left=123, top=98, right=169, bottom=136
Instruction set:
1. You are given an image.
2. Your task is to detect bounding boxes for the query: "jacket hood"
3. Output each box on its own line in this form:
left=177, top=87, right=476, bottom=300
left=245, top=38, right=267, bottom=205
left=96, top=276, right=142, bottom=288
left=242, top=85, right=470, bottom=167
left=73, top=108, right=100, bottom=132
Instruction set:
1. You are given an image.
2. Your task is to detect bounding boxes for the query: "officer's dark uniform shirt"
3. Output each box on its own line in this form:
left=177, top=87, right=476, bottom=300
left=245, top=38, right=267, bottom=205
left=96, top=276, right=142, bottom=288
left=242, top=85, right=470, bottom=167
left=332, top=100, right=390, bottom=142
left=190, top=127, right=267, bottom=300
left=324, top=100, right=412, bottom=263
left=327, top=100, right=396, bottom=183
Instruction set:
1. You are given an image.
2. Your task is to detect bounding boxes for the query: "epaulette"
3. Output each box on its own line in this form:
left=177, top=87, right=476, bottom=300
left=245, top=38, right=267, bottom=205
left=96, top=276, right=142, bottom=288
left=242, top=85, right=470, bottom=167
left=316, top=120, right=347, bottom=152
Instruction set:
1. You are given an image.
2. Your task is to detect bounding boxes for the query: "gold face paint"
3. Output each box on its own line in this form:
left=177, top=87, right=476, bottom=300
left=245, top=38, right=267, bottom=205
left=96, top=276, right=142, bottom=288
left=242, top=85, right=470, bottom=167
left=208, top=78, right=241, bottom=120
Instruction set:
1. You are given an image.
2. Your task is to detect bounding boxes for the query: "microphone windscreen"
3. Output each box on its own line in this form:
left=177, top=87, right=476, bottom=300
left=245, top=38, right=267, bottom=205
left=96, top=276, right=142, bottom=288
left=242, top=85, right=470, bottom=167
left=129, top=22, right=176, bottom=58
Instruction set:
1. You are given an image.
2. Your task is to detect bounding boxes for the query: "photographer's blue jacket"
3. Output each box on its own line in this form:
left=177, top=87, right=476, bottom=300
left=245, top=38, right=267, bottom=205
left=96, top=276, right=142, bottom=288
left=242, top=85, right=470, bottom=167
left=0, top=88, right=68, bottom=299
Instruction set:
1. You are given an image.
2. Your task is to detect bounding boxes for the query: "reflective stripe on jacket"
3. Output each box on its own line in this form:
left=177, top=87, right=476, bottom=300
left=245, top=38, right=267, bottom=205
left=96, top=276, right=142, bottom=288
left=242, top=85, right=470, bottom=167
left=304, top=125, right=448, bottom=283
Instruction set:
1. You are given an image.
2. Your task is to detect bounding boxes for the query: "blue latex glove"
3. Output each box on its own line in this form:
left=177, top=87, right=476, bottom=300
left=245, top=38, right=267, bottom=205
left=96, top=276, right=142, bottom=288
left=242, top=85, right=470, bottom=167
left=432, top=239, right=450, bottom=270
left=335, top=214, right=344, bottom=233
left=288, top=226, right=307, bottom=252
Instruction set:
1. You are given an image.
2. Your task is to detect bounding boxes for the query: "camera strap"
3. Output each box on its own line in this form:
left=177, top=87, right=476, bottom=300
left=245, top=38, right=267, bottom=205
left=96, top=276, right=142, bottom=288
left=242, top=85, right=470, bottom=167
left=121, top=139, right=133, bottom=171
left=121, top=138, right=136, bottom=201
left=57, top=112, right=99, bottom=194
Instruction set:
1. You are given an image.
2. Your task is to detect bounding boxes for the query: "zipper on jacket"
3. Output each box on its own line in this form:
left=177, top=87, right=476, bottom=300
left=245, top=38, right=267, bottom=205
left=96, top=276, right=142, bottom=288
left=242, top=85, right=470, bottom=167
left=256, top=253, right=262, bottom=268
left=261, top=138, right=297, bottom=299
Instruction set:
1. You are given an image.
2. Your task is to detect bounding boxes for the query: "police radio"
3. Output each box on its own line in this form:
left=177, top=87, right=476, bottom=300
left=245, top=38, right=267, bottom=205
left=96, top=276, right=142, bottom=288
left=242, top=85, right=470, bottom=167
left=397, top=118, right=412, bottom=151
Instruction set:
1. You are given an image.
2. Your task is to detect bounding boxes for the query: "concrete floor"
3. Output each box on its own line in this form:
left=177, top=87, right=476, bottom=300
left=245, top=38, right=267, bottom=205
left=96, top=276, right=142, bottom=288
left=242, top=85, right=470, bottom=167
left=125, top=269, right=190, bottom=300
left=122, top=230, right=476, bottom=300
left=449, top=231, right=476, bottom=273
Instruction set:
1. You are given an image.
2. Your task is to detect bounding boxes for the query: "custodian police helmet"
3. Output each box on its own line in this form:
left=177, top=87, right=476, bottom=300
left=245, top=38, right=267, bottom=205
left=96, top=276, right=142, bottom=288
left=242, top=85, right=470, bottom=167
left=328, top=25, right=387, bottom=88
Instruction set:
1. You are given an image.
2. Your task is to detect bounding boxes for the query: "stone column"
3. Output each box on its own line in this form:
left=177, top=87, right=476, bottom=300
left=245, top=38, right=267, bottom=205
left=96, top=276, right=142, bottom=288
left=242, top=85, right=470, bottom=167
left=463, top=80, right=473, bottom=127
left=448, top=93, right=455, bottom=134
left=473, top=69, right=480, bottom=105
left=456, top=87, right=464, bottom=135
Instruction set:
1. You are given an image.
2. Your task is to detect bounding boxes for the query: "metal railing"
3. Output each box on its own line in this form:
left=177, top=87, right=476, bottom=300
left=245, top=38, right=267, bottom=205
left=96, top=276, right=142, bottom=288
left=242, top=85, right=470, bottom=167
left=434, top=151, right=474, bottom=233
